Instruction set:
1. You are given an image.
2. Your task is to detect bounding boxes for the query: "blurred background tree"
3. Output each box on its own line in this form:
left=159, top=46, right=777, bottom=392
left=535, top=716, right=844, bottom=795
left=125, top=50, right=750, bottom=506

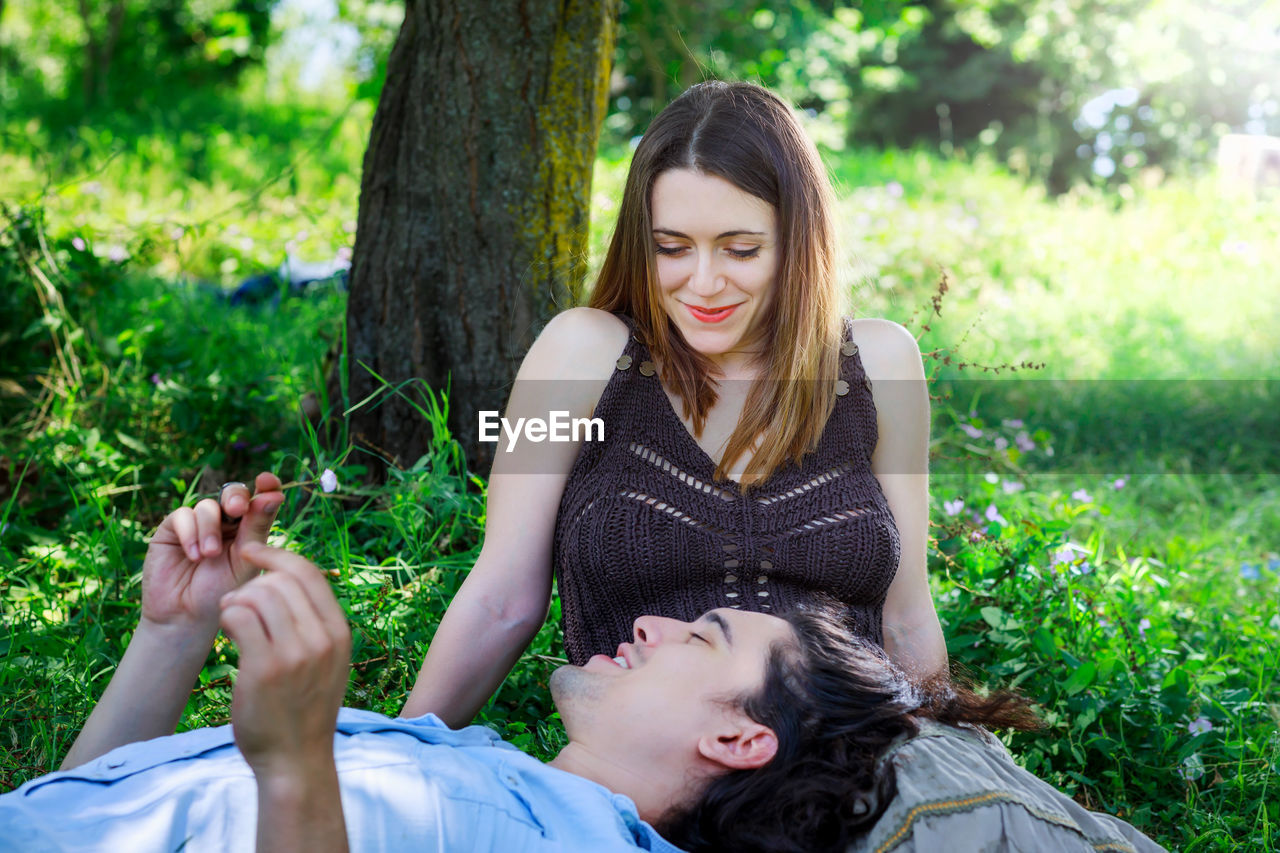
left=2, top=0, right=1276, bottom=193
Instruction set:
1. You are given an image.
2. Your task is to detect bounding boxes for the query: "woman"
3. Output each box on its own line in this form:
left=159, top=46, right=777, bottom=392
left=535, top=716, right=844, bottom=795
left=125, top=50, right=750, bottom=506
left=404, top=81, right=944, bottom=727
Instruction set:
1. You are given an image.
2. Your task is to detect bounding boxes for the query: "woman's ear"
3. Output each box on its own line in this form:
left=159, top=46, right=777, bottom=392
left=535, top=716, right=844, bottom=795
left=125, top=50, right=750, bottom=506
left=697, top=720, right=778, bottom=770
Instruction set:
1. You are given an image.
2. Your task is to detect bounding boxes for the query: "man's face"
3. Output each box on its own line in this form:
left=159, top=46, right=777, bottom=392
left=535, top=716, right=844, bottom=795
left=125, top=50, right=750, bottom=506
left=550, top=609, right=794, bottom=760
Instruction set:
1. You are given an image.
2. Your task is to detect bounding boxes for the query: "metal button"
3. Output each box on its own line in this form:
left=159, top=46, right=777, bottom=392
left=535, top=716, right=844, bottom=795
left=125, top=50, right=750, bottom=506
left=863, top=376, right=873, bottom=392
left=725, top=591, right=740, bottom=599
left=724, top=574, right=738, bottom=584
left=757, top=590, right=770, bottom=597
left=722, top=543, right=740, bottom=553
left=639, top=361, right=656, bottom=376
left=724, top=558, right=740, bottom=568
left=759, top=560, right=773, bottom=570
left=835, top=379, right=850, bottom=397
left=615, top=355, right=632, bottom=370
left=757, top=575, right=768, bottom=584
left=841, top=340, right=859, bottom=357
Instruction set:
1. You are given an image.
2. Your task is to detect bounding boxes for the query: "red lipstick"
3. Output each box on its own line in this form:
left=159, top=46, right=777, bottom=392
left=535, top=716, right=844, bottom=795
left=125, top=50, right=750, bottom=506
left=686, top=303, right=739, bottom=323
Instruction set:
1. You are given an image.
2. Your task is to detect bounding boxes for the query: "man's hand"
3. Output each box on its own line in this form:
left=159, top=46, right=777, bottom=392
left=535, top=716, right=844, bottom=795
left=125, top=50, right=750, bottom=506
left=219, top=542, right=351, bottom=777
left=141, top=472, right=284, bottom=639
left=218, top=542, right=351, bottom=853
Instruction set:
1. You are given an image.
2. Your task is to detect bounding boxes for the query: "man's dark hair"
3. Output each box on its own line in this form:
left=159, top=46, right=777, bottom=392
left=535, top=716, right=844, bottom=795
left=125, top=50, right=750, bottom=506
left=658, top=603, right=1040, bottom=853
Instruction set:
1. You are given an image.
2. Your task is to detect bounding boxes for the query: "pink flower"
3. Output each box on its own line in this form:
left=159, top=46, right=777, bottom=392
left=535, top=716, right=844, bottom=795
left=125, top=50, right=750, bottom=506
left=1015, top=431, right=1035, bottom=452
left=1187, top=717, right=1212, bottom=735
left=943, top=499, right=964, bottom=517
left=1137, top=618, right=1151, bottom=640
left=1072, top=488, right=1092, bottom=503
left=985, top=504, right=1007, bottom=526
left=1113, top=477, right=1127, bottom=489
left=72, top=237, right=86, bottom=251
left=959, top=424, right=984, bottom=439
left=994, top=437, right=1009, bottom=451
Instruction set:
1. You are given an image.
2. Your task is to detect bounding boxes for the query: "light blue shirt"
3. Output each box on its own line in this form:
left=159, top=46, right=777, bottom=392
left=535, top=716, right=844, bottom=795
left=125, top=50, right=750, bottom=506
left=0, top=709, right=685, bottom=852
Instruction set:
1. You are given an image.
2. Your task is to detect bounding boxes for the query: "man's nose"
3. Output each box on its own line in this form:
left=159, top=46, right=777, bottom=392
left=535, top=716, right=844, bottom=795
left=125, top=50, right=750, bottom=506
left=632, top=615, right=686, bottom=646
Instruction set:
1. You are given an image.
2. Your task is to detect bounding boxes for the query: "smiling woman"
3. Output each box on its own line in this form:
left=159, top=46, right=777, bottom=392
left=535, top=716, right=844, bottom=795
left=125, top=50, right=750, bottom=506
left=402, top=84, right=946, bottom=779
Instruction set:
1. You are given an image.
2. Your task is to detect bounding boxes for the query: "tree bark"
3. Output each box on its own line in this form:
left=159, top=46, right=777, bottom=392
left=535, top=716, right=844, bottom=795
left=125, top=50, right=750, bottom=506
left=346, top=0, right=616, bottom=475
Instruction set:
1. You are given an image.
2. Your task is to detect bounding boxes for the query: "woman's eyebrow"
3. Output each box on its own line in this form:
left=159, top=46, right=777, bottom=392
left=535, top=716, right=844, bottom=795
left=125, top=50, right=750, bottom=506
left=652, top=228, right=766, bottom=240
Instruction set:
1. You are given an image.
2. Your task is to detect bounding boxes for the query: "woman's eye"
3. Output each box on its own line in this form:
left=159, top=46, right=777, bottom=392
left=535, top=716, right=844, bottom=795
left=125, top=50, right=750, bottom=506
left=690, top=632, right=707, bottom=644
left=655, top=244, right=685, bottom=256
left=727, top=247, right=761, bottom=259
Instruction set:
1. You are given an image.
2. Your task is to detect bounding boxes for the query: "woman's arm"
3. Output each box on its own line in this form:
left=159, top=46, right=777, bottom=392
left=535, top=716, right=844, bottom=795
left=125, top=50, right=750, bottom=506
left=401, top=308, right=628, bottom=727
left=854, top=319, right=948, bottom=680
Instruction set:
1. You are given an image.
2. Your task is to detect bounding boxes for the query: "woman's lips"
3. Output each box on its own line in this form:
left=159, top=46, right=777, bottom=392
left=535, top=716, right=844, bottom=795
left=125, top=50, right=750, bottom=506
left=685, top=303, right=740, bottom=324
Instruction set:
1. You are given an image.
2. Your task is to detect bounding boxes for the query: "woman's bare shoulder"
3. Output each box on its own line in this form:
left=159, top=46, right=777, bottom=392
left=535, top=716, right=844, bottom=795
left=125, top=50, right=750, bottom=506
left=518, top=307, right=630, bottom=382
left=849, top=318, right=925, bottom=381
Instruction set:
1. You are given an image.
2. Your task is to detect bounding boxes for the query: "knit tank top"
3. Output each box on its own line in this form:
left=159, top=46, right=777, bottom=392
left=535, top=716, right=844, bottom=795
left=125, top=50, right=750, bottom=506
left=552, top=315, right=901, bottom=665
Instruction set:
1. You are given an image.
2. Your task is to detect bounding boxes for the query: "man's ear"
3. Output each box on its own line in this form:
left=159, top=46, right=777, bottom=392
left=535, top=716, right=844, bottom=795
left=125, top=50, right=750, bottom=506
left=696, top=718, right=778, bottom=771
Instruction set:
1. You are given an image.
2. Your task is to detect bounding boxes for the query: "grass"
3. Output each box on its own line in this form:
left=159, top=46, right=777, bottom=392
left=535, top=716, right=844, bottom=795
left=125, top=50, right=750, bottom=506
left=2, top=98, right=1278, bottom=851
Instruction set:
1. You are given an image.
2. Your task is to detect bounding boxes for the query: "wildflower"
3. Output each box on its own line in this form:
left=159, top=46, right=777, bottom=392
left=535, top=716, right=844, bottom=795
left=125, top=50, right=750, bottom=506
left=994, top=437, right=1009, bottom=451
left=72, top=237, right=86, bottom=251
left=985, top=504, right=1007, bottom=526
left=959, top=424, right=984, bottom=439
left=968, top=530, right=984, bottom=543
left=984, top=471, right=999, bottom=484
left=1187, top=717, right=1213, bottom=735
left=1176, top=753, right=1205, bottom=781
left=1002, top=480, right=1025, bottom=494
left=886, top=181, right=904, bottom=198
left=1050, top=543, right=1090, bottom=568
left=170, top=226, right=185, bottom=241
left=1113, top=477, right=1127, bottom=489
left=1240, top=563, right=1261, bottom=580
left=319, top=469, right=339, bottom=493
left=1137, top=617, right=1151, bottom=640
left=943, top=499, right=964, bottom=517
left=106, top=245, right=128, bottom=262
left=1002, top=419, right=1025, bottom=429
left=150, top=373, right=161, bottom=385
left=1071, top=488, right=1092, bottom=503
left=1015, top=431, right=1035, bottom=452
left=232, top=440, right=248, bottom=451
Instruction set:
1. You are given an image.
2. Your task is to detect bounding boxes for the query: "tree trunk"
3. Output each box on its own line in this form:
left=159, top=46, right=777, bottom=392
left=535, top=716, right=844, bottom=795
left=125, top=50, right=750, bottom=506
left=346, top=0, right=616, bottom=475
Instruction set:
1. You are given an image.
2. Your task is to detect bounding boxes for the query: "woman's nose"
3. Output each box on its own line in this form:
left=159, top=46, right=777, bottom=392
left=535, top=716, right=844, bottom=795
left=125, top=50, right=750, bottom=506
left=687, top=255, right=725, bottom=298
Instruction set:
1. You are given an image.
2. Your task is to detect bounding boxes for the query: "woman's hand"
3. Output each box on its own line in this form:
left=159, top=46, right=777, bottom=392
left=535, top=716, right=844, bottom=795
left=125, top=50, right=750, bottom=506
left=140, top=472, right=285, bottom=639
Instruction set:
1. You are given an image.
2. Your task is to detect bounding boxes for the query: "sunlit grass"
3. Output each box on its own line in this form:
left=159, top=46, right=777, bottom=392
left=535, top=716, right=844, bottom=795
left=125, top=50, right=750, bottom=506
left=1, top=102, right=1276, bottom=850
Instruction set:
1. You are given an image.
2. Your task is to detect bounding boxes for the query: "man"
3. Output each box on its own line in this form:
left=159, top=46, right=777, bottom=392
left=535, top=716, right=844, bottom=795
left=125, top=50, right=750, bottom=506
left=0, top=475, right=1168, bottom=853
left=0, top=475, right=788, bottom=852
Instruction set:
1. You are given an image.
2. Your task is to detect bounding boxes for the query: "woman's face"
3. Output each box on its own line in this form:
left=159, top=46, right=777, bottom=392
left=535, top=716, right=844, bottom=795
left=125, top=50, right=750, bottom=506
left=649, top=168, right=778, bottom=367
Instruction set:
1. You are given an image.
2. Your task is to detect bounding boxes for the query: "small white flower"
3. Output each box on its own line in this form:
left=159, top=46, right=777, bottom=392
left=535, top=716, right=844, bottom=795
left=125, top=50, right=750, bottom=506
left=943, top=499, right=964, bottom=517
left=994, top=436, right=1009, bottom=451
left=319, top=469, right=339, bottom=493
left=1072, top=488, right=1092, bottom=503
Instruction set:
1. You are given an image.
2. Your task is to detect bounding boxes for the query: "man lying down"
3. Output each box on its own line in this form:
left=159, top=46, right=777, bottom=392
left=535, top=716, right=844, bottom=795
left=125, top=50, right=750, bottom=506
left=0, top=476, right=1166, bottom=852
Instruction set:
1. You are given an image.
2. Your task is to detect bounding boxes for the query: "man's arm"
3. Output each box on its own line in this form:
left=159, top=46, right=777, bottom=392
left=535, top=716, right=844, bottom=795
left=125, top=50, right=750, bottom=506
left=62, top=475, right=283, bottom=769
left=218, top=542, right=352, bottom=853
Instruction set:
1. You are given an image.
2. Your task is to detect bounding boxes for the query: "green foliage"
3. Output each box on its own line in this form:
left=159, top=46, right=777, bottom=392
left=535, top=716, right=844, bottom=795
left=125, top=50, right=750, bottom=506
left=2, top=113, right=1277, bottom=852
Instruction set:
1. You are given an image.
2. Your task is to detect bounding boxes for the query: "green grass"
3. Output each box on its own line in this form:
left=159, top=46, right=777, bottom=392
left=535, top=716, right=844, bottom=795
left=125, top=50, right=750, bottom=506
left=2, top=102, right=1278, bottom=850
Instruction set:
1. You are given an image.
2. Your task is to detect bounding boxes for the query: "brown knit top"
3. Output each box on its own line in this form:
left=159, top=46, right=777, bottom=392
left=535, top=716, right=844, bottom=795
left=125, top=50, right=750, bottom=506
left=552, top=315, right=901, bottom=665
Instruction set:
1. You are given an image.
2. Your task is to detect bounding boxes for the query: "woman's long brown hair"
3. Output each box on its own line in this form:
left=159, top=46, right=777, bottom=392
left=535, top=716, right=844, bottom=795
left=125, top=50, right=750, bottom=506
left=588, top=81, right=843, bottom=488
